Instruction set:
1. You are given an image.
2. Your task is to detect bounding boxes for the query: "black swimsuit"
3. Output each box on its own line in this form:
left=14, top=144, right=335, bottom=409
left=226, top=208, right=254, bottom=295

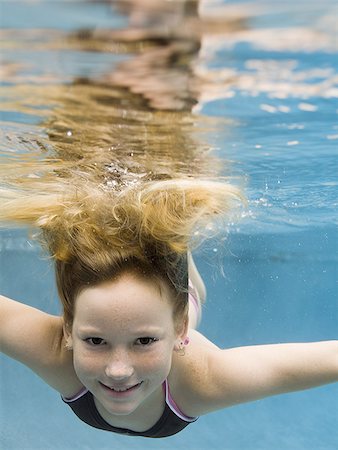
left=62, top=379, right=198, bottom=438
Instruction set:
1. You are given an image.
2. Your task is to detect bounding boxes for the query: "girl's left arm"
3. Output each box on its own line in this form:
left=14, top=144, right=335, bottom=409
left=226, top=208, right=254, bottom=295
left=185, top=338, right=338, bottom=414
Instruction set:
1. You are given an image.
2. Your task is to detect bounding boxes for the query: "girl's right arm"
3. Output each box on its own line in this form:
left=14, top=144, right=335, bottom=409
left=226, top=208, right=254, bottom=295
left=0, top=294, right=80, bottom=396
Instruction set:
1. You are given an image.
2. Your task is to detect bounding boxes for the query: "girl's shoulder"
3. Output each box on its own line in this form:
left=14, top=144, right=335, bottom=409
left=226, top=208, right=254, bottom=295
left=168, top=329, right=219, bottom=417
left=0, top=294, right=82, bottom=397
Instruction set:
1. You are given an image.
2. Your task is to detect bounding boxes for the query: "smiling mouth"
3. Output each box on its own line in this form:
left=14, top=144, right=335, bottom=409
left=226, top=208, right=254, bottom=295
left=100, top=382, right=143, bottom=393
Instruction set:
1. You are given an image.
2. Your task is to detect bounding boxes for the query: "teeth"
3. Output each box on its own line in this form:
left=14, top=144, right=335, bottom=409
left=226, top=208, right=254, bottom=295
left=102, top=382, right=141, bottom=392
left=109, top=384, right=138, bottom=392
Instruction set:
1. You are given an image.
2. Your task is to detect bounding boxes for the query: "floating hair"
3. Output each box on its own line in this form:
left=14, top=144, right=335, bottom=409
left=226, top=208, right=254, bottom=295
left=0, top=177, right=243, bottom=267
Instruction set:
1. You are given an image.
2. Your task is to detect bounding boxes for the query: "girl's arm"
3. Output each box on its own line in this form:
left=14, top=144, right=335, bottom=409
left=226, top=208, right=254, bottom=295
left=179, top=332, right=338, bottom=415
left=0, top=294, right=80, bottom=396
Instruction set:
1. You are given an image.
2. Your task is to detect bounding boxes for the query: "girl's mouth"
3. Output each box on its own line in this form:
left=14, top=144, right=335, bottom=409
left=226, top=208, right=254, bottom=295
left=100, top=381, right=143, bottom=397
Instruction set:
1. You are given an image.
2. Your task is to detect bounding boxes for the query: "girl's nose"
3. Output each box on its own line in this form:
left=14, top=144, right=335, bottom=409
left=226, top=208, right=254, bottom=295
left=104, top=350, right=134, bottom=380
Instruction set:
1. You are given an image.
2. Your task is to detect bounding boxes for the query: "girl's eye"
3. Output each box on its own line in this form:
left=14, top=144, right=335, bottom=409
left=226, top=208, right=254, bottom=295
left=136, top=337, right=158, bottom=346
left=85, top=337, right=105, bottom=346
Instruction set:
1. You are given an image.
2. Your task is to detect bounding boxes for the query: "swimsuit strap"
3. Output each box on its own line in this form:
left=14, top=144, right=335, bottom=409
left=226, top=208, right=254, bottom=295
left=63, top=386, right=89, bottom=403
left=163, top=379, right=197, bottom=423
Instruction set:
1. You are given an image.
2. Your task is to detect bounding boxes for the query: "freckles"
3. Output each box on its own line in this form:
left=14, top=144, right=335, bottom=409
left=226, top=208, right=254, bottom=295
left=142, top=349, right=172, bottom=373
left=74, top=352, right=100, bottom=374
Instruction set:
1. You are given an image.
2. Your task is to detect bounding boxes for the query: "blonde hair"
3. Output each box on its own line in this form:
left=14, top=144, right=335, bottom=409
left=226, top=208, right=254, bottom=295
left=0, top=75, right=243, bottom=326
left=1, top=177, right=241, bottom=250
left=0, top=172, right=242, bottom=325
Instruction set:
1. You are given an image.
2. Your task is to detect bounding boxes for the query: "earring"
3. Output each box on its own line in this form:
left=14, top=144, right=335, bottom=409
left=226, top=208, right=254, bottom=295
left=177, top=342, right=186, bottom=356
left=177, top=337, right=190, bottom=356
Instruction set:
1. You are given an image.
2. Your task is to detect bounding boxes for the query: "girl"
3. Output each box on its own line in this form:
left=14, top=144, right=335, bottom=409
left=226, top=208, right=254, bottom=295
left=0, top=3, right=337, bottom=437
left=1, top=177, right=337, bottom=439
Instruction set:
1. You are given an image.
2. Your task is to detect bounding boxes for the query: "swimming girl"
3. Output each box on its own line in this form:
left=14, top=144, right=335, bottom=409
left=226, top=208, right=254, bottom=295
left=1, top=176, right=337, bottom=439
left=0, top=1, right=337, bottom=438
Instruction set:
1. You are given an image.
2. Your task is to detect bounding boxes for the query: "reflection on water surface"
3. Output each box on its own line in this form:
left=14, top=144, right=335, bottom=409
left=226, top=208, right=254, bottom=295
left=0, top=0, right=337, bottom=231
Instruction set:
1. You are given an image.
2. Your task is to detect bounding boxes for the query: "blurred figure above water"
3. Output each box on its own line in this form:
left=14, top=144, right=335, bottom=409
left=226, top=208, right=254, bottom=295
left=70, top=0, right=248, bottom=111
left=1, top=0, right=249, bottom=197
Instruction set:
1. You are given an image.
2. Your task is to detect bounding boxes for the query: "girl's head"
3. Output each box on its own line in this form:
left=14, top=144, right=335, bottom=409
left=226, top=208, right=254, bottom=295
left=0, top=172, right=242, bottom=414
left=67, top=269, right=189, bottom=417
left=57, top=239, right=191, bottom=417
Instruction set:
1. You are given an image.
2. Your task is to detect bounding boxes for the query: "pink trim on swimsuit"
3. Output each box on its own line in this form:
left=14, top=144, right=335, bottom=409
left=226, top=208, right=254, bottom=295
left=163, top=379, right=197, bottom=422
left=63, top=387, right=88, bottom=402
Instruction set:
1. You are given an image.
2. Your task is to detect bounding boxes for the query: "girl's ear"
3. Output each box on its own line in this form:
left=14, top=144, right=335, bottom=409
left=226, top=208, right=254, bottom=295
left=174, top=316, right=189, bottom=353
left=63, top=322, right=73, bottom=350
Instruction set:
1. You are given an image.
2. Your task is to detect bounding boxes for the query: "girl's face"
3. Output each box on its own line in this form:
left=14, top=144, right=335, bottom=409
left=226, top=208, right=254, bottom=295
left=68, top=272, right=184, bottom=417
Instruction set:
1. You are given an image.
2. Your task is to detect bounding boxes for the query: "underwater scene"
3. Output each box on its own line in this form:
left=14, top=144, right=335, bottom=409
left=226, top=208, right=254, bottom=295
left=1, top=1, right=337, bottom=449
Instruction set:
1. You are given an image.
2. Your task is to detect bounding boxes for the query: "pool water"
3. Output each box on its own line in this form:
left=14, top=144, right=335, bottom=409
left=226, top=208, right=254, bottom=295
left=1, top=1, right=337, bottom=449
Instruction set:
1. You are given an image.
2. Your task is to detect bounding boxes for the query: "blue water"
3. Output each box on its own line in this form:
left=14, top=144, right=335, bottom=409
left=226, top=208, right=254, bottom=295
left=1, top=1, right=338, bottom=449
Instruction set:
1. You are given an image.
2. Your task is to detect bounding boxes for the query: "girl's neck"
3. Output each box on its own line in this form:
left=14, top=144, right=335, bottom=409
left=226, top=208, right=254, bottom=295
left=93, top=382, right=166, bottom=432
